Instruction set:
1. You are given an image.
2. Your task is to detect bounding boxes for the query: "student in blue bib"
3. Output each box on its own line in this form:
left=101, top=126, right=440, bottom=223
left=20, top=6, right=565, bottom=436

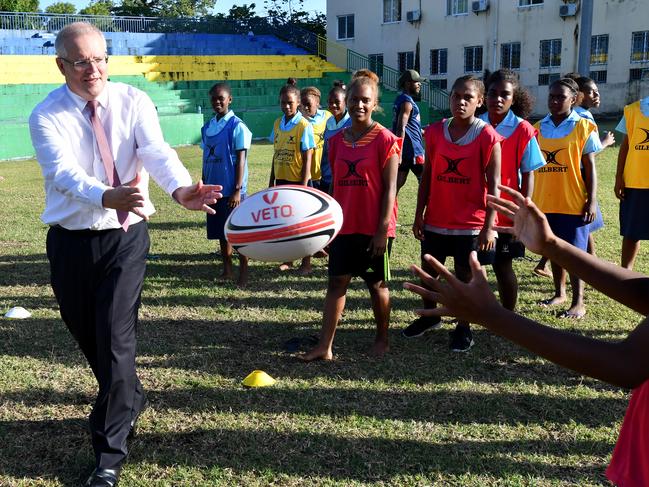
left=393, top=69, right=426, bottom=193
left=201, top=82, right=252, bottom=286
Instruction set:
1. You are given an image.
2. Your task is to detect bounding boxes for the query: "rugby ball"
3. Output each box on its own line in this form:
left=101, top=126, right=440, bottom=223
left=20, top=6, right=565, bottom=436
left=225, top=185, right=343, bottom=262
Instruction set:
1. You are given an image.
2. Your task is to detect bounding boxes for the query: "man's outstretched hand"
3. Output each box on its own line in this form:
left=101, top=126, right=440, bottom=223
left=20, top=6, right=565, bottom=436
left=173, top=180, right=222, bottom=214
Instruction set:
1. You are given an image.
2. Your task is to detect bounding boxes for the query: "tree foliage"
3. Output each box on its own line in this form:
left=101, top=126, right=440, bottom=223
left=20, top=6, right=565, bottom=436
left=45, top=1, right=76, bottom=13
left=0, top=0, right=39, bottom=12
left=111, top=0, right=216, bottom=18
left=264, top=0, right=325, bottom=37
left=79, top=0, right=114, bottom=15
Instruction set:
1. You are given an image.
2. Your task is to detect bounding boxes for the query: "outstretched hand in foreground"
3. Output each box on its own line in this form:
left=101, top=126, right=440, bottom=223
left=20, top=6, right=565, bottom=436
left=404, top=185, right=557, bottom=324
left=487, top=185, right=555, bottom=256
left=404, top=185, right=649, bottom=389
left=404, top=251, right=501, bottom=325
left=173, top=180, right=222, bottom=214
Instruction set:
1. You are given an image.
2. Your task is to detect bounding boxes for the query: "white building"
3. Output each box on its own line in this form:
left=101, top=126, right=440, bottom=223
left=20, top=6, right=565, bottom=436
left=326, top=0, right=649, bottom=116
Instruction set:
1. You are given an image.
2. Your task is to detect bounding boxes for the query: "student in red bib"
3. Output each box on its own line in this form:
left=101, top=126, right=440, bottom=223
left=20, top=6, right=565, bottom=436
left=532, top=78, right=599, bottom=319
left=478, top=69, right=545, bottom=311
left=301, top=69, right=401, bottom=361
left=405, top=186, right=649, bottom=487
left=404, top=75, right=502, bottom=352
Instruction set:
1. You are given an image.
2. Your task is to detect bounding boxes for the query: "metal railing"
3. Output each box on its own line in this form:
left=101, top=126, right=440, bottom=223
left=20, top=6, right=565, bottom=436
left=0, top=11, right=158, bottom=31
left=346, top=49, right=449, bottom=110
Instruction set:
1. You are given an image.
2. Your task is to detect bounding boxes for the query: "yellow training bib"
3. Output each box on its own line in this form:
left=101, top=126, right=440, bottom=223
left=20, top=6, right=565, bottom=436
left=533, top=118, right=594, bottom=215
left=272, top=117, right=310, bottom=182
left=623, top=101, right=649, bottom=189
left=309, top=111, right=332, bottom=181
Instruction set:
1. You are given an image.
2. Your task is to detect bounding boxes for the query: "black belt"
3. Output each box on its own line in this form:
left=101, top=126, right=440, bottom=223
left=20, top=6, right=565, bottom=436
left=50, top=221, right=143, bottom=233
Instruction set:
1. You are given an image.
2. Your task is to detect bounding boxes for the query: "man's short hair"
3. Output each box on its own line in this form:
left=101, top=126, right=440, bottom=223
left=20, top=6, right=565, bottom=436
left=55, top=22, right=105, bottom=58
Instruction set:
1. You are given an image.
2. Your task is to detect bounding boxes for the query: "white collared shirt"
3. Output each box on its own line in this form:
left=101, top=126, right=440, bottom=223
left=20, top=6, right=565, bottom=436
left=30, top=82, right=192, bottom=230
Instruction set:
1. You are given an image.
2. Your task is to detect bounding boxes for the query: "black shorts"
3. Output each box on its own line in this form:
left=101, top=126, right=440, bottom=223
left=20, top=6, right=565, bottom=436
left=328, top=234, right=393, bottom=283
left=398, top=155, right=424, bottom=179
left=620, top=188, right=649, bottom=240
left=275, top=179, right=300, bottom=186
left=206, top=194, right=246, bottom=240
left=494, top=232, right=525, bottom=263
left=421, top=230, right=495, bottom=272
left=312, top=179, right=330, bottom=194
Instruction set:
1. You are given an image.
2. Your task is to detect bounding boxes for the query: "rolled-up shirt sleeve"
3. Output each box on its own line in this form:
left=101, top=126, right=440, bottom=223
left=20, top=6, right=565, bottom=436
left=29, top=110, right=109, bottom=209
left=133, top=92, right=192, bottom=195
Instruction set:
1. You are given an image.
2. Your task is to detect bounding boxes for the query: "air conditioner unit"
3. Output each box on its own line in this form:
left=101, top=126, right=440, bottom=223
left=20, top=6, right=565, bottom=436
left=406, top=9, right=421, bottom=22
left=559, top=4, right=578, bottom=17
left=472, top=0, right=489, bottom=13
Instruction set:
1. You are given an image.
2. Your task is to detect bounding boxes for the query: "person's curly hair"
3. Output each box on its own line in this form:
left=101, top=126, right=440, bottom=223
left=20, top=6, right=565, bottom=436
left=483, top=69, right=535, bottom=119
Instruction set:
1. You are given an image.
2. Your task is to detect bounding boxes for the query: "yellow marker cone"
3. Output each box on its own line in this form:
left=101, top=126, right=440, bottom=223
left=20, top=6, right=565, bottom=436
left=242, top=370, right=276, bottom=388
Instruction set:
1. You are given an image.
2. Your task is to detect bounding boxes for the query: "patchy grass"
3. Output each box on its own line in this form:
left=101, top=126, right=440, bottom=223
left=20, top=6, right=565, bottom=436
left=0, top=142, right=646, bottom=486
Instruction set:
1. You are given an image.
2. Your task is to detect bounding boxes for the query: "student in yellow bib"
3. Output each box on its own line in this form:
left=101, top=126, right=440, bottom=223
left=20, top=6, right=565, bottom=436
left=614, top=95, right=649, bottom=270
left=268, top=78, right=316, bottom=274
left=300, top=86, right=332, bottom=191
left=533, top=78, right=600, bottom=319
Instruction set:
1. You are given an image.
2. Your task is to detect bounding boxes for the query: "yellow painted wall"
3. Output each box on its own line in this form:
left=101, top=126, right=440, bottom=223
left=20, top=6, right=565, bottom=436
left=0, top=55, right=344, bottom=84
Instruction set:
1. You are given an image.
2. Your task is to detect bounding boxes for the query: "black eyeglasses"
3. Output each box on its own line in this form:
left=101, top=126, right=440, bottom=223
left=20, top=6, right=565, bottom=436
left=59, top=56, right=108, bottom=70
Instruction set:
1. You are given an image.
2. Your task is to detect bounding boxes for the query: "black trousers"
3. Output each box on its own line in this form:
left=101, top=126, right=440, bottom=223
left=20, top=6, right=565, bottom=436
left=47, top=222, right=149, bottom=469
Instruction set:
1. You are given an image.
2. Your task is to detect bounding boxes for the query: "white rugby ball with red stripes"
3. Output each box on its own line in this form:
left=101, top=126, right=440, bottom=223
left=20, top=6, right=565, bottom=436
left=225, top=185, right=343, bottom=262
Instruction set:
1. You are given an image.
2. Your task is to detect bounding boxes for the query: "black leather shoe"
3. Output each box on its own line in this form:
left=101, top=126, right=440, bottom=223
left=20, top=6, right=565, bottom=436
left=128, top=396, right=148, bottom=439
left=83, top=468, right=120, bottom=487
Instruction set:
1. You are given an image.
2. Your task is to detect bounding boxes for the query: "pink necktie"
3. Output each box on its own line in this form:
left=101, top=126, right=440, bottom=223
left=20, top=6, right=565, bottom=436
left=87, top=100, right=129, bottom=231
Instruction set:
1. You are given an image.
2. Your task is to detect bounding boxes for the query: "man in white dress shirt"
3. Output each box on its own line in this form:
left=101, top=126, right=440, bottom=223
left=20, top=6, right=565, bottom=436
left=29, top=22, right=221, bottom=486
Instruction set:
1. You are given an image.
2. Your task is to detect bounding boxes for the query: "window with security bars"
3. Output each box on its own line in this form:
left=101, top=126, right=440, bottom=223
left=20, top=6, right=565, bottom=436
left=447, top=0, right=468, bottom=15
left=631, top=31, right=649, bottom=63
left=590, top=70, right=607, bottom=84
left=430, top=48, right=448, bottom=75
left=590, top=35, right=608, bottom=65
left=369, top=54, right=384, bottom=78
left=430, top=79, right=447, bottom=90
left=538, top=73, right=560, bottom=86
left=501, top=42, right=521, bottom=70
left=398, top=51, right=415, bottom=72
left=464, top=45, right=483, bottom=73
left=630, top=68, right=649, bottom=81
left=337, top=15, right=354, bottom=40
left=383, top=0, right=401, bottom=22
left=540, top=39, right=561, bottom=68
left=519, top=0, right=543, bottom=6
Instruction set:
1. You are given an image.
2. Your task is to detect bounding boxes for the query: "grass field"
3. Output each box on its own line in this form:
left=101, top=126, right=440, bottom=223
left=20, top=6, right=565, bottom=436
left=1, top=141, right=647, bottom=486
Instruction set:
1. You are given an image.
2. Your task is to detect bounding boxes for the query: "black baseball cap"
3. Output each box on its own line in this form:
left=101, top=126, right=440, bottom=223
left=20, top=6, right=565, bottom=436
left=399, top=69, right=425, bottom=86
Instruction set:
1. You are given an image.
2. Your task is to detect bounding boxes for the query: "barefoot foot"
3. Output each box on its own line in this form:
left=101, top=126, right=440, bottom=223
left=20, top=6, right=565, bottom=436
left=219, top=270, right=234, bottom=281
left=539, top=295, right=566, bottom=307
left=559, top=304, right=585, bottom=319
left=300, top=347, right=333, bottom=362
left=297, top=264, right=312, bottom=276
left=533, top=266, right=553, bottom=279
left=370, top=340, right=390, bottom=357
left=237, top=270, right=248, bottom=288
